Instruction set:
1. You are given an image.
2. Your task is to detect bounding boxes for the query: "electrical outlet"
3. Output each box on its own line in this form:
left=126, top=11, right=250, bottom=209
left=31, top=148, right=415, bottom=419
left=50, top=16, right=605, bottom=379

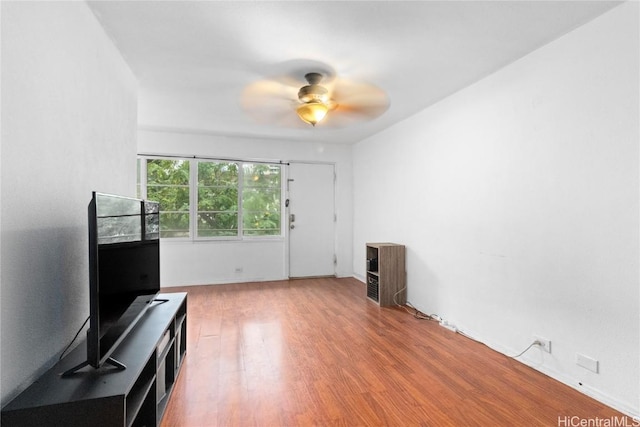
left=576, top=353, right=599, bottom=373
left=440, top=320, right=457, bottom=333
left=534, top=336, right=551, bottom=353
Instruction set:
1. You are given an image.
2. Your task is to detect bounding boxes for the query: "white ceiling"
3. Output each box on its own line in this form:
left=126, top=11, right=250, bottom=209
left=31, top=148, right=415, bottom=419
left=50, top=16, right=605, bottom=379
left=87, top=0, right=621, bottom=145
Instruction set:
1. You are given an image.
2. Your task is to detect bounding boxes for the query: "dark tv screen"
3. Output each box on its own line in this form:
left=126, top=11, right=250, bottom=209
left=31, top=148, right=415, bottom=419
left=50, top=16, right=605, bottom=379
left=87, top=192, right=160, bottom=369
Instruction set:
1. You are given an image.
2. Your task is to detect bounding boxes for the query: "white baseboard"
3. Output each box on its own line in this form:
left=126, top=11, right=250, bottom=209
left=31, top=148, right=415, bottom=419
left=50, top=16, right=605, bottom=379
left=161, top=275, right=289, bottom=287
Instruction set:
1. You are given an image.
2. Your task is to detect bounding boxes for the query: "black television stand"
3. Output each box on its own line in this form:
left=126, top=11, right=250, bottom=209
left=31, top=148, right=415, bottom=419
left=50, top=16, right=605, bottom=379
left=2, top=292, right=187, bottom=427
left=61, top=357, right=126, bottom=378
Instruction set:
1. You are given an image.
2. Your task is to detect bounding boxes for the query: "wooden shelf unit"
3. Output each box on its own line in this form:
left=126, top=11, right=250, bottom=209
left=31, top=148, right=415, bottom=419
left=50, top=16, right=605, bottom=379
left=1, top=292, right=187, bottom=427
left=366, top=243, right=406, bottom=306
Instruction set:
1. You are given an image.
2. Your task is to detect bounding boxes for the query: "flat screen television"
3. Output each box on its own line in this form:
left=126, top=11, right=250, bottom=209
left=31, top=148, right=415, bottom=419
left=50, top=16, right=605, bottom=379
left=63, top=192, right=160, bottom=376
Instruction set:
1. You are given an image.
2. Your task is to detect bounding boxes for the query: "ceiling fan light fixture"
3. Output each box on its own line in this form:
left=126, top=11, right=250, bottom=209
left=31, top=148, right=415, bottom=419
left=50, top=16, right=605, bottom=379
left=296, top=101, right=329, bottom=126
left=298, top=83, right=329, bottom=104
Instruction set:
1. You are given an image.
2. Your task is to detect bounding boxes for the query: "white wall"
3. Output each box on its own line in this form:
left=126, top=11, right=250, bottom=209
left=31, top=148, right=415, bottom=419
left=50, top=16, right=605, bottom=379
left=138, top=129, right=353, bottom=286
left=1, top=2, right=137, bottom=405
left=353, top=2, right=638, bottom=416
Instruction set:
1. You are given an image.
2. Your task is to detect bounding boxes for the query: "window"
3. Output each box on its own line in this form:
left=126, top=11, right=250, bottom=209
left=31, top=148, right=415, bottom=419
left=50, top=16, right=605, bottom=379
left=138, top=157, right=282, bottom=239
left=197, top=161, right=238, bottom=237
left=145, top=159, right=190, bottom=238
left=242, top=163, right=281, bottom=236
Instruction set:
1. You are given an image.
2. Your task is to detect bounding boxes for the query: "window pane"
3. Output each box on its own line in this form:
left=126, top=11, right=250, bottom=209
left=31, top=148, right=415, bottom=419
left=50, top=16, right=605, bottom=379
left=242, top=164, right=281, bottom=236
left=146, top=159, right=190, bottom=238
left=199, top=162, right=238, bottom=186
left=147, top=186, right=190, bottom=212
left=136, top=159, right=142, bottom=198
left=147, top=159, right=189, bottom=185
left=198, top=187, right=237, bottom=211
left=243, top=211, right=281, bottom=236
left=160, top=212, right=190, bottom=238
left=197, top=161, right=239, bottom=237
left=242, top=188, right=280, bottom=210
left=243, top=164, right=281, bottom=187
left=197, top=212, right=238, bottom=237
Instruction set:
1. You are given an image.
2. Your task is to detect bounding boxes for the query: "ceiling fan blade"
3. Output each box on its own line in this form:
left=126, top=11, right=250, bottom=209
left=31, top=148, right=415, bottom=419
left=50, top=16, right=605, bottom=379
left=242, top=79, right=297, bottom=103
left=240, top=80, right=298, bottom=125
left=331, top=79, right=389, bottom=104
left=328, top=79, right=390, bottom=121
left=333, top=102, right=388, bottom=117
left=266, top=109, right=305, bottom=128
left=316, top=108, right=374, bottom=128
left=242, top=101, right=300, bottom=126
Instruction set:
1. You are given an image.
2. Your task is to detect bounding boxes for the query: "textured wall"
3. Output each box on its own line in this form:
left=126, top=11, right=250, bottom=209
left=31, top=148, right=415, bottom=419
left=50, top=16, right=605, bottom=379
left=353, top=2, right=638, bottom=415
left=1, top=1, right=137, bottom=405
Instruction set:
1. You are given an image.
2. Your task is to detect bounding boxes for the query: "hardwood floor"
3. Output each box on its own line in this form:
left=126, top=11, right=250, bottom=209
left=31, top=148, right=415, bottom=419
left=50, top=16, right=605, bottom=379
left=160, top=277, right=628, bottom=426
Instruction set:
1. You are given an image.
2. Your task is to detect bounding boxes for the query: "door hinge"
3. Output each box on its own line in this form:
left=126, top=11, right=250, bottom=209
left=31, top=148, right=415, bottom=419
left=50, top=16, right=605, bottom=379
left=334, top=254, right=337, bottom=265
left=334, top=213, right=337, bottom=222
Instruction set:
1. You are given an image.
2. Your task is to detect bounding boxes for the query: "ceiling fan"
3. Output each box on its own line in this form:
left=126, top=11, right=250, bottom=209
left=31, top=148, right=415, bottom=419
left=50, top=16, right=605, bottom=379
left=241, top=68, right=390, bottom=128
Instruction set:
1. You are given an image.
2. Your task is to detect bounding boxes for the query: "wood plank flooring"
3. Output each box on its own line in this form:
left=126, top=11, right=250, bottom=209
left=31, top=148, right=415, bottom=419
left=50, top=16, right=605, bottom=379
left=160, top=277, right=628, bottom=426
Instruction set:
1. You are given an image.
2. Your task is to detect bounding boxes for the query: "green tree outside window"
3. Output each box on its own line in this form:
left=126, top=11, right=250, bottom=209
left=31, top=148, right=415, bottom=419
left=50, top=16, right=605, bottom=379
left=198, top=161, right=239, bottom=237
left=146, top=159, right=190, bottom=238
left=140, top=157, right=282, bottom=239
left=242, top=163, right=281, bottom=236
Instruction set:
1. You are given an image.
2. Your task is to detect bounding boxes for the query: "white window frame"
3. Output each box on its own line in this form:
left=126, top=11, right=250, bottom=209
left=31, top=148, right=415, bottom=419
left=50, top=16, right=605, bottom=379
left=138, top=156, right=285, bottom=241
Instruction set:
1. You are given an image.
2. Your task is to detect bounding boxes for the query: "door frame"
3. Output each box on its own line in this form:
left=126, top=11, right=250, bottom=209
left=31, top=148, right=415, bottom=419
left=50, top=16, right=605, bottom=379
left=285, top=161, right=337, bottom=278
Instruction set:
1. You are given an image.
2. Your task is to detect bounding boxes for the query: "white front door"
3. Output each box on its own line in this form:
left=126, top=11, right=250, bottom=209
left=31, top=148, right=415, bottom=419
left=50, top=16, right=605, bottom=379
left=287, top=162, right=335, bottom=278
